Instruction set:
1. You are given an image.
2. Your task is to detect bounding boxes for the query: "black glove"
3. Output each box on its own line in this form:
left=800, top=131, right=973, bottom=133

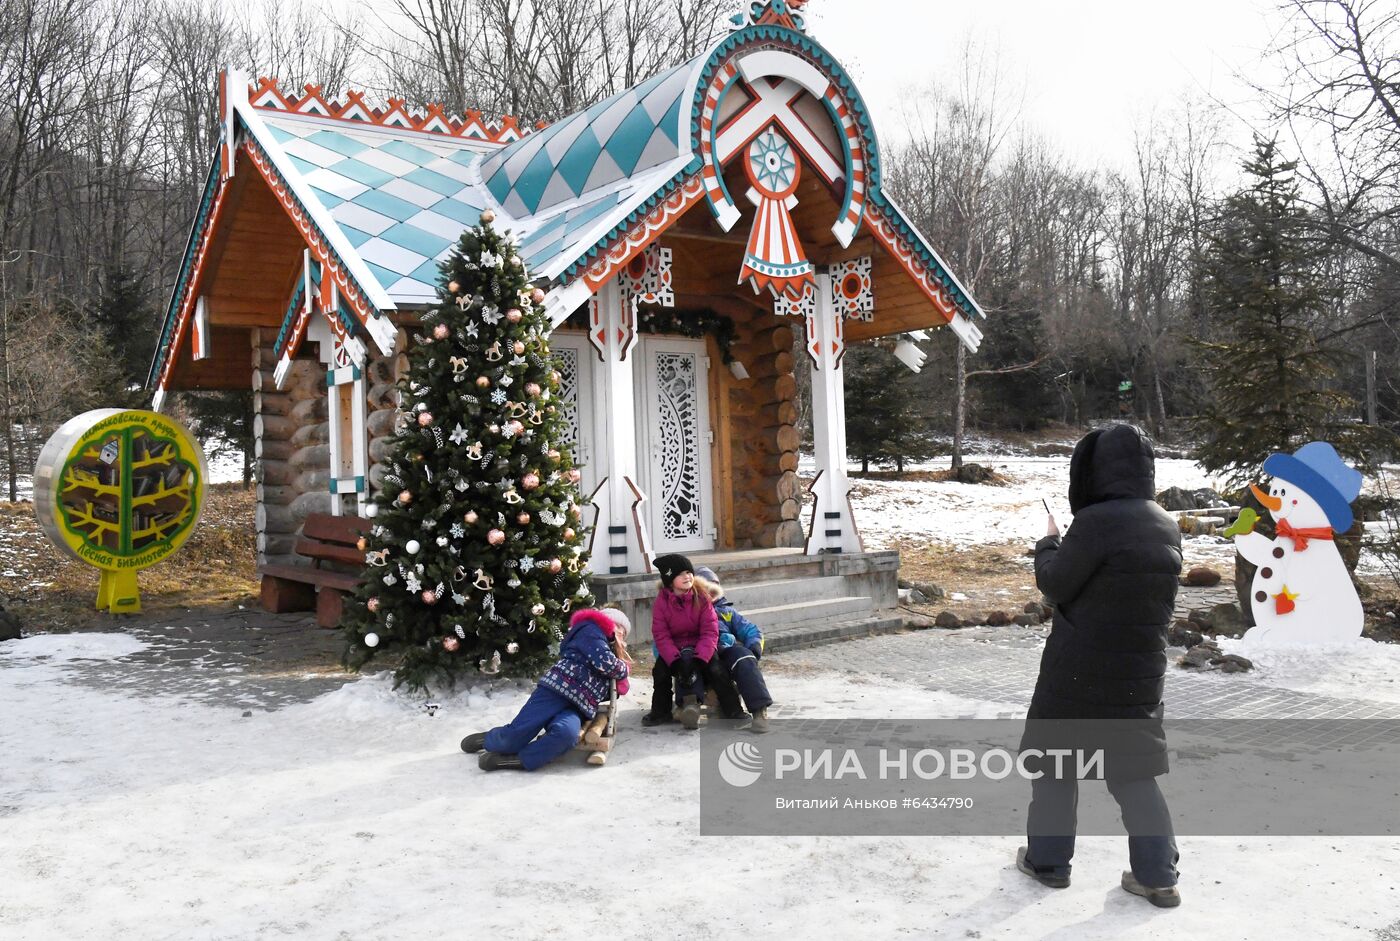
left=748, top=641, right=762, bottom=661
left=678, top=647, right=698, bottom=685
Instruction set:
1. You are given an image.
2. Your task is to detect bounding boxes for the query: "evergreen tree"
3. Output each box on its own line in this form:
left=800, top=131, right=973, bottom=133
left=843, top=342, right=937, bottom=473
left=342, top=215, right=593, bottom=691
left=95, top=267, right=157, bottom=390
left=1192, top=137, right=1377, bottom=486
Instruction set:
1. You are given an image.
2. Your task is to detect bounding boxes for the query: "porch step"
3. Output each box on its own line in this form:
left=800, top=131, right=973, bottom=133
left=718, top=575, right=848, bottom=609
left=745, top=594, right=876, bottom=628
left=764, top=614, right=907, bottom=653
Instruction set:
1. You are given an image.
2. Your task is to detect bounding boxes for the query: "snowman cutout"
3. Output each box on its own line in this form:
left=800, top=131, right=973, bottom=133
left=1231, top=441, right=1364, bottom=648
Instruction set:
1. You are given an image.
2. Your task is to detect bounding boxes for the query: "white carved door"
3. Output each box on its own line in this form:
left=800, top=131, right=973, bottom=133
left=636, top=337, right=714, bottom=554
left=546, top=332, right=597, bottom=499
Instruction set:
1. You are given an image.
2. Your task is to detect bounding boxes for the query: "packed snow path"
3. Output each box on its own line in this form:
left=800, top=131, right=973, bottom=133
left=3, top=624, right=1400, bottom=939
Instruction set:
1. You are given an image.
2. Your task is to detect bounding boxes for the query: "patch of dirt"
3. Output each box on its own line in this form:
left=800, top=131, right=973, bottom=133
left=851, top=467, right=1012, bottom=486
left=888, top=539, right=1043, bottom=621
left=0, top=483, right=259, bottom=633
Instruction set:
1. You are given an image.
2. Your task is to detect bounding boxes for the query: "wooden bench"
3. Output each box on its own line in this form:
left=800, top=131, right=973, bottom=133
left=259, top=512, right=369, bottom=628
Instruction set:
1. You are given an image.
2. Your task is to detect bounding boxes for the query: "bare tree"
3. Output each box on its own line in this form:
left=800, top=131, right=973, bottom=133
left=1268, top=0, right=1400, bottom=271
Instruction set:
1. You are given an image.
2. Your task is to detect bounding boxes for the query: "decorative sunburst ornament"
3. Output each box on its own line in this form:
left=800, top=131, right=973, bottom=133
left=738, top=127, right=815, bottom=300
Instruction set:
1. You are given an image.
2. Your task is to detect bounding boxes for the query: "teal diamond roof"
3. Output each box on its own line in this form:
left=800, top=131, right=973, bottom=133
left=253, top=57, right=698, bottom=304
left=478, top=57, right=697, bottom=218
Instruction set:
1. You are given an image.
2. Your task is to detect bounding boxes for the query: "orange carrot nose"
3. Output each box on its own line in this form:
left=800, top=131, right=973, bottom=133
left=1250, top=483, right=1283, bottom=512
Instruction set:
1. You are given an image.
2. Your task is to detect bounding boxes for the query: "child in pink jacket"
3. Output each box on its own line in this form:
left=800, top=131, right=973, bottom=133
left=643, top=553, right=727, bottom=730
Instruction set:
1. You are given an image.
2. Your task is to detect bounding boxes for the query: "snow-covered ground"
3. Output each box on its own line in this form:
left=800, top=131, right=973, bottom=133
left=2, top=633, right=1398, bottom=940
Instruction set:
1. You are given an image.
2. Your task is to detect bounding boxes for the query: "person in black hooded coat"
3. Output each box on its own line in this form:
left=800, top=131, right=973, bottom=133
left=1017, top=424, right=1185, bottom=906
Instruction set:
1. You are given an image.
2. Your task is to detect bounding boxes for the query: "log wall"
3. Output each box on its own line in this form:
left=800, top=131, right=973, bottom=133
left=250, top=327, right=407, bottom=569
left=723, top=316, right=804, bottom=549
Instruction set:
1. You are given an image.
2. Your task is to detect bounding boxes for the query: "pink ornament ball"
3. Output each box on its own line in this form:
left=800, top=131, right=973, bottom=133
left=464, top=510, right=479, bottom=524
left=517, top=512, right=531, bottom=525
left=531, top=288, right=546, bottom=304
left=442, top=636, right=460, bottom=652
left=398, top=490, right=413, bottom=505
left=417, top=412, right=433, bottom=426
left=433, top=323, right=450, bottom=339
left=563, top=527, right=575, bottom=541
left=448, top=280, right=460, bottom=293
left=525, top=382, right=541, bottom=397
left=547, top=449, right=560, bottom=461
left=567, top=468, right=582, bottom=484
left=548, top=559, right=562, bottom=574
left=480, top=210, right=495, bottom=225
left=487, top=528, right=506, bottom=546
left=506, top=308, right=522, bottom=323
left=521, top=473, right=540, bottom=490
left=570, top=505, right=582, bottom=519
left=367, top=597, right=381, bottom=612
left=531, top=603, right=546, bottom=616
left=513, top=340, right=526, bottom=355
left=422, top=590, right=437, bottom=604
left=476, top=376, right=490, bottom=388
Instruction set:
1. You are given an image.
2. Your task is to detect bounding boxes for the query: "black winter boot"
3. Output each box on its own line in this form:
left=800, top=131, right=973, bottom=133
left=461, top=732, right=488, bottom=753
left=479, top=752, right=525, bottom=771
left=642, top=710, right=677, bottom=727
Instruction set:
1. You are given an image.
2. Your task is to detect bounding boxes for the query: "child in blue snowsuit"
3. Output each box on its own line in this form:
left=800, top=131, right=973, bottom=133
left=695, top=566, right=774, bottom=733
left=461, top=607, right=631, bottom=771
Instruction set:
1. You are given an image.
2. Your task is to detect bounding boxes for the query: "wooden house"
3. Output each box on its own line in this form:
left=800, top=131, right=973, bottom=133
left=147, top=0, right=985, bottom=645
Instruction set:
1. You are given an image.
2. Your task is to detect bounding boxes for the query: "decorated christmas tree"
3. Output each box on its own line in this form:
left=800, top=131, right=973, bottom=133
left=342, top=214, right=593, bottom=690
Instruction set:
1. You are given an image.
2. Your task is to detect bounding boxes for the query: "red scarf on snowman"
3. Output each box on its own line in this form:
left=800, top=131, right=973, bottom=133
left=1275, top=519, right=1334, bottom=551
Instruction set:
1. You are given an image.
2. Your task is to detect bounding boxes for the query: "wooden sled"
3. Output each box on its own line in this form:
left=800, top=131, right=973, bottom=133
left=575, top=680, right=618, bottom=766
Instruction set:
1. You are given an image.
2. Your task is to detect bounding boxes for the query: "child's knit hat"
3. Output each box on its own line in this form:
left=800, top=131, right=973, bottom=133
left=652, top=553, right=694, bottom=589
left=601, top=607, right=631, bottom=639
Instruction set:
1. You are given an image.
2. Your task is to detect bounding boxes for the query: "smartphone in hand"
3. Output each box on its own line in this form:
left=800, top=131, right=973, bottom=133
left=1041, top=498, right=1060, bottom=537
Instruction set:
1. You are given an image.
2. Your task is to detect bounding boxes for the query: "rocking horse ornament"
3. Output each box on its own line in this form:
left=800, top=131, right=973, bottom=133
left=739, top=127, right=816, bottom=300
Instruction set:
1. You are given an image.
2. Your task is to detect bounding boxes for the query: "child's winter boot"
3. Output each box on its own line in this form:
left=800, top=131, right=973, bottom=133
left=1120, top=872, right=1180, bottom=908
left=479, top=752, right=526, bottom=771
left=642, top=710, right=677, bottom=727
left=461, top=732, right=487, bottom=753
left=679, top=695, right=701, bottom=730
left=749, top=708, right=769, bottom=733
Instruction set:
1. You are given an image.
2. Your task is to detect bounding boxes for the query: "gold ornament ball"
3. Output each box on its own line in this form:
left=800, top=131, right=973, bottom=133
left=563, top=527, right=575, bottom=541
left=448, top=280, right=460, bottom=293
left=513, top=340, right=525, bottom=355
left=465, top=510, right=478, bottom=524
left=547, top=449, right=560, bottom=461
left=480, top=210, right=495, bottom=225
left=398, top=490, right=413, bottom=505
left=476, top=376, right=490, bottom=388
left=517, top=512, right=530, bottom=525
left=356, top=536, right=367, bottom=551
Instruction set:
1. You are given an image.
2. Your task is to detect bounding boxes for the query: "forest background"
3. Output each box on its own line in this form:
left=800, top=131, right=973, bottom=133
left=1, top=0, right=1396, bottom=497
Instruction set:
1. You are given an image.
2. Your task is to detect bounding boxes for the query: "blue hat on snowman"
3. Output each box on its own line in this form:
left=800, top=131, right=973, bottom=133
left=1262, top=441, right=1363, bottom=532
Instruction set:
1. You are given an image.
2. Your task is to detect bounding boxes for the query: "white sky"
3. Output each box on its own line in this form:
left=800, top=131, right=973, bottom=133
left=805, top=0, right=1283, bottom=172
